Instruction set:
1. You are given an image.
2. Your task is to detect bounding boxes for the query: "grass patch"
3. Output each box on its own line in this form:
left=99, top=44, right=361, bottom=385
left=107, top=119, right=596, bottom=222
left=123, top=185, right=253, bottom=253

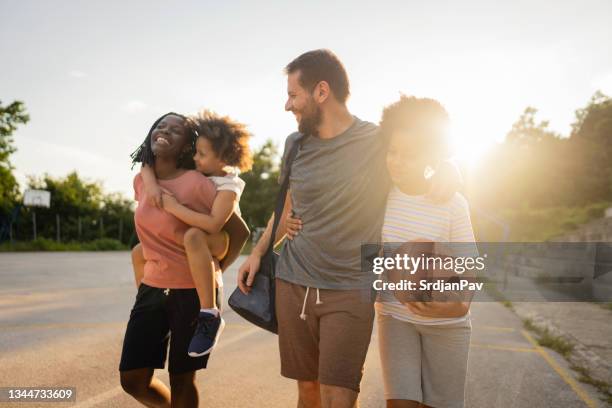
left=0, top=238, right=127, bottom=251
left=483, top=282, right=514, bottom=310
left=524, top=318, right=611, bottom=403
left=570, top=364, right=612, bottom=404
left=523, top=318, right=539, bottom=332
left=2, top=236, right=253, bottom=254
left=538, top=331, right=574, bottom=358
left=522, top=318, right=574, bottom=358
left=598, top=302, right=612, bottom=311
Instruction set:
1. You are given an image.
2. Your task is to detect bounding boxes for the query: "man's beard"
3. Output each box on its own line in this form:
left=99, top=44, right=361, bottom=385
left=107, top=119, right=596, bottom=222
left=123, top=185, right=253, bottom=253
left=297, top=101, right=322, bottom=137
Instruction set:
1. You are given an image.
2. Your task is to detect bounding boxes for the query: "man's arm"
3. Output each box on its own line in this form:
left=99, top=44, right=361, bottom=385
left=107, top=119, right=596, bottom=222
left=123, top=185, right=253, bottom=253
left=237, top=190, right=292, bottom=293
left=425, top=160, right=463, bottom=204
left=253, top=190, right=291, bottom=254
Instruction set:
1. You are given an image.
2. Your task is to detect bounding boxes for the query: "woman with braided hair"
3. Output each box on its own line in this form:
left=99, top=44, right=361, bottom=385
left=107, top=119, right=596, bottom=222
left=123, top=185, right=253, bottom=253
left=134, top=110, right=252, bottom=358
left=119, top=112, right=248, bottom=408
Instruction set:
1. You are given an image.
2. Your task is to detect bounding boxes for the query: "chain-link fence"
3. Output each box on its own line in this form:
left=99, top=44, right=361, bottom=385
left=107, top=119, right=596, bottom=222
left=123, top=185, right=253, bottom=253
left=0, top=205, right=136, bottom=249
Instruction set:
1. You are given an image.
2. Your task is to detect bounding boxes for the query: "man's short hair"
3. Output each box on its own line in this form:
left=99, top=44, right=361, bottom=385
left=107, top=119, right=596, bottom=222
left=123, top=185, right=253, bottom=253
left=285, top=49, right=350, bottom=103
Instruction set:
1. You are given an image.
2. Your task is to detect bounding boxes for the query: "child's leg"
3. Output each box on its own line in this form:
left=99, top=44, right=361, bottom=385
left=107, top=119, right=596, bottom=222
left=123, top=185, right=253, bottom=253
left=131, top=243, right=145, bottom=288
left=206, top=231, right=229, bottom=302
left=377, top=313, right=424, bottom=406
left=184, top=228, right=227, bottom=357
left=419, top=322, right=471, bottom=408
left=183, top=228, right=229, bottom=309
left=183, top=228, right=216, bottom=309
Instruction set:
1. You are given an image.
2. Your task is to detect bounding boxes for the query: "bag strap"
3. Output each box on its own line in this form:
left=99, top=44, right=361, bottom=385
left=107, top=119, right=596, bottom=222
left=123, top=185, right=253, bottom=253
left=265, top=134, right=304, bottom=257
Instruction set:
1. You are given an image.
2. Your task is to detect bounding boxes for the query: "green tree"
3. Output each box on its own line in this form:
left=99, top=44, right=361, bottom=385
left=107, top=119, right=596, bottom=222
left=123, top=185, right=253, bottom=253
left=505, top=107, right=558, bottom=145
left=470, top=107, right=571, bottom=209
left=571, top=90, right=609, bottom=135
left=17, top=171, right=134, bottom=243
left=240, top=139, right=281, bottom=231
left=0, top=100, right=29, bottom=214
left=569, top=91, right=612, bottom=203
left=101, top=192, right=136, bottom=245
left=468, top=96, right=612, bottom=241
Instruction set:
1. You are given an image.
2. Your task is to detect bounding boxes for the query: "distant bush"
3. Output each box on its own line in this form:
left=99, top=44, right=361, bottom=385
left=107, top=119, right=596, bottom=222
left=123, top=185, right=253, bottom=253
left=82, top=238, right=127, bottom=251
left=473, top=201, right=612, bottom=241
left=0, top=238, right=127, bottom=252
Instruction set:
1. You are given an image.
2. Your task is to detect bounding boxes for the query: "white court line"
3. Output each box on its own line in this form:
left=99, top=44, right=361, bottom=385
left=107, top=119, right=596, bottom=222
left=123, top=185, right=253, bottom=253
left=73, top=325, right=260, bottom=408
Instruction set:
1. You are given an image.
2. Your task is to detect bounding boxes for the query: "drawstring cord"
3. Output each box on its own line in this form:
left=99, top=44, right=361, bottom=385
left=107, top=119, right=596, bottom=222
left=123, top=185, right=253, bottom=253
left=299, top=287, right=310, bottom=320
left=299, top=287, right=323, bottom=320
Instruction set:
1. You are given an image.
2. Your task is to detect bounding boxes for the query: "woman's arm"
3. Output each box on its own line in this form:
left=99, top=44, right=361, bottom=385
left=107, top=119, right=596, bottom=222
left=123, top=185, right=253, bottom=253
left=162, top=191, right=236, bottom=234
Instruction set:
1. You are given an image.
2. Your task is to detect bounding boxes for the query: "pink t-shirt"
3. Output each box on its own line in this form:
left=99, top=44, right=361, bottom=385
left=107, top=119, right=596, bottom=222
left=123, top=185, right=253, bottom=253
left=134, top=170, right=217, bottom=289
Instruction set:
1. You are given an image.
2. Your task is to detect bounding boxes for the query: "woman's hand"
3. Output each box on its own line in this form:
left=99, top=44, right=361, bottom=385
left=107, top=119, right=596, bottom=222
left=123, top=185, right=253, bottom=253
left=286, top=212, right=302, bottom=240
left=404, top=301, right=469, bottom=319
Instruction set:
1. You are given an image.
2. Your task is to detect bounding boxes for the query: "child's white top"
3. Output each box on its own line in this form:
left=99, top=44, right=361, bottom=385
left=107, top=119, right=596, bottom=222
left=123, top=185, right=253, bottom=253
left=375, top=186, right=478, bottom=326
left=209, top=168, right=245, bottom=215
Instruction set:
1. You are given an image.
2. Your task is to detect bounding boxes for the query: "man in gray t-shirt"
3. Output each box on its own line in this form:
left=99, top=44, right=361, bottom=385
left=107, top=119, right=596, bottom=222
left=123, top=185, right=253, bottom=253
left=238, top=49, right=457, bottom=408
left=276, top=118, right=390, bottom=290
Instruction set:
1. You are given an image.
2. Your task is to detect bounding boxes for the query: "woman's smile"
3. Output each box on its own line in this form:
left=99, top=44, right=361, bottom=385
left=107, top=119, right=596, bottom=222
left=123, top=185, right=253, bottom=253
left=153, top=134, right=170, bottom=146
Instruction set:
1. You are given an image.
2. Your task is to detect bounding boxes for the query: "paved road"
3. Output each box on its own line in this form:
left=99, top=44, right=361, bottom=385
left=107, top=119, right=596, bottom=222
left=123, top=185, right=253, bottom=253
left=0, top=252, right=605, bottom=407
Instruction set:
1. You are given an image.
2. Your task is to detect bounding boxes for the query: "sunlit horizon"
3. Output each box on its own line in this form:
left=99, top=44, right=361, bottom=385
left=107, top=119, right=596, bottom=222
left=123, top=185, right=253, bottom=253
left=2, top=0, right=611, bottom=198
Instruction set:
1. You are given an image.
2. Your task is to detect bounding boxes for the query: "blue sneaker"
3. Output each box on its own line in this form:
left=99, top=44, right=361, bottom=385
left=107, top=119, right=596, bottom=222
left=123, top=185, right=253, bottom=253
left=188, top=311, right=225, bottom=357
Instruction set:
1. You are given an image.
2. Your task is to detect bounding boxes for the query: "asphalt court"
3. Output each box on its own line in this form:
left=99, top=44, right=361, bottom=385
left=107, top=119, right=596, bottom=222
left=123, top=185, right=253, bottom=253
left=0, top=252, right=605, bottom=407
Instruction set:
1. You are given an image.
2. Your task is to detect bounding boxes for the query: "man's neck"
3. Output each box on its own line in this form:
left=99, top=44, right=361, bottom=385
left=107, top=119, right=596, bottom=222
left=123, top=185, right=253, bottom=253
left=317, top=104, right=354, bottom=140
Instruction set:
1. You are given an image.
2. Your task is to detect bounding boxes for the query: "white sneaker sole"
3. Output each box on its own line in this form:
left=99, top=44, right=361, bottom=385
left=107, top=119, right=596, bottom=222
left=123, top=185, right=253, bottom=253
left=188, top=317, right=225, bottom=357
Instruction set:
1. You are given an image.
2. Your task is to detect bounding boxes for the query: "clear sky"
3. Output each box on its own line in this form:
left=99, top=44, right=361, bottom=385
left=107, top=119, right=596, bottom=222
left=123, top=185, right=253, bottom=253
left=2, top=0, right=611, bottom=198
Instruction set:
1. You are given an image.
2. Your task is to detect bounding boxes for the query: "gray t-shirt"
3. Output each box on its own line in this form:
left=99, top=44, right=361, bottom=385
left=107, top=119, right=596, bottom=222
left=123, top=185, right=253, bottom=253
left=276, top=117, right=391, bottom=290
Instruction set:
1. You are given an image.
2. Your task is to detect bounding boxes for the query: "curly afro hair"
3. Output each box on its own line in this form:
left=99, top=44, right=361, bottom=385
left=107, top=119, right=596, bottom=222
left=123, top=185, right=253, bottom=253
left=189, top=110, right=253, bottom=172
left=380, top=94, right=451, bottom=161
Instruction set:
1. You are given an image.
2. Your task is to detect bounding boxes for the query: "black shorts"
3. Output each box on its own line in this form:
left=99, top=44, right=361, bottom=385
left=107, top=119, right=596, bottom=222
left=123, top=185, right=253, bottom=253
left=119, top=283, right=223, bottom=374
